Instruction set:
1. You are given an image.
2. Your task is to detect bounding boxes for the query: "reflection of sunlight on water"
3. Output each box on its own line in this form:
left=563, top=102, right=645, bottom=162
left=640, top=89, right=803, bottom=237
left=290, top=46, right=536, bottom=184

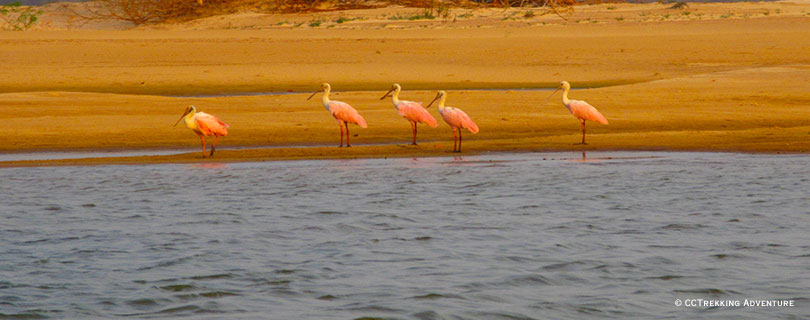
left=189, top=163, right=228, bottom=169
left=388, top=155, right=463, bottom=169
left=329, top=158, right=371, bottom=170
left=443, top=156, right=485, bottom=167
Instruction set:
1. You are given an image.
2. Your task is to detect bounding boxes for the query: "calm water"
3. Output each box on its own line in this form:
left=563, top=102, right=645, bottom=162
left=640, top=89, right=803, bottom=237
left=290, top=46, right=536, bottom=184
left=1, top=152, right=809, bottom=319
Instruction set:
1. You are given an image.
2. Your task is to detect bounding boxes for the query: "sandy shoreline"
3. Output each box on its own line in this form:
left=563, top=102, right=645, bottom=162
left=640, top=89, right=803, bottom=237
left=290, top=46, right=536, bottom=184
left=2, top=132, right=809, bottom=168
left=1, top=2, right=810, bottom=167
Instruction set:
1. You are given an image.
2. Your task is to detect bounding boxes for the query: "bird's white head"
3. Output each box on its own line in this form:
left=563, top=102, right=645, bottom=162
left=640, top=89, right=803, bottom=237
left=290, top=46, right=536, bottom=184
left=174, top=105, right=196, bottom=127
left=307, top=82, right=331, bottom=101
left=547, top=81, right=572, bottom=104
left=426, top=90, right=446, bottom=109
left=380, top=83, right=402, bottom=100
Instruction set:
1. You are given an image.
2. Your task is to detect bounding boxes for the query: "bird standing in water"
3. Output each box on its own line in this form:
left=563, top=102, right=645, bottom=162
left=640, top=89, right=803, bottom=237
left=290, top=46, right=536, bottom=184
left=426, top=91, right=479, bottom=153
left=550, top=81, right=608, bottom=145
left=308, top=83, right=368, bottom=147
left=380, top=83, right=437, bottom=145
left=174, top=105, right=229, bottom=158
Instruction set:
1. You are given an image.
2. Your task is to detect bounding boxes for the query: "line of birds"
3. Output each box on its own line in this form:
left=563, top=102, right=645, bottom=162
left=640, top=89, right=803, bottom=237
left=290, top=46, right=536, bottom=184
left=174, top=81, right=609, bottom=158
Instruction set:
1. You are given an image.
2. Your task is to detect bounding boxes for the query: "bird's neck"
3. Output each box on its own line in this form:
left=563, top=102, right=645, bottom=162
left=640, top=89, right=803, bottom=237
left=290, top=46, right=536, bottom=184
left=391, top=88, right=401, bottom=105
left=562, top=87, right=571, bottom=106
left=183, top=110, right=197, bottom=127
left=321, top=88, right=331, bottom=107
left=437, top=95, right=446, bottom=110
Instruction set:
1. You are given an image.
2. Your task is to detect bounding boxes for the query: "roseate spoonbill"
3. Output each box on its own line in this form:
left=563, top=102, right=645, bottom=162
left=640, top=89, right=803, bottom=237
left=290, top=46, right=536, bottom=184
left=426, top=91, right=479, bottom=153
left=173, top=105, right=229, bottom=158
left=550, top=81, right=608, bottom=145
left=380, top=83, right=438, bottom=145
left=308, top=83, right=368, bottom=147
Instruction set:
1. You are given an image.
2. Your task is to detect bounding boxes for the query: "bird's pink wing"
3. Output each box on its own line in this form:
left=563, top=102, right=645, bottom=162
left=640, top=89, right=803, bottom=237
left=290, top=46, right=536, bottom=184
left=569, top=100, right=608, bottom=125
left=329, top=101, right=367, bottom=128
left=442, top=107, right=479, bottom=133
left=397, top=101, right=438, bottom=127
left=195, top=112, right=229, bottom=136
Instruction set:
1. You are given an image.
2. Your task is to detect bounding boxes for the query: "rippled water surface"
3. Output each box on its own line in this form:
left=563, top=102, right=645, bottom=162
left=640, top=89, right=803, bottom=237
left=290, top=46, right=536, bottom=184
left=2, top=152, right=809, bottom=319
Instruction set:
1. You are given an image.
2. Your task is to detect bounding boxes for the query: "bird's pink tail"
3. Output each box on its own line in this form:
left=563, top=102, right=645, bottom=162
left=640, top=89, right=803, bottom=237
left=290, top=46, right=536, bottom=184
left=424, top=115, right=438, bottom=128
left=356, top=115, right=368, bottom=128
left=593, top=112, right=608, bottom=125
left=465, top=120, right=480, bottom=134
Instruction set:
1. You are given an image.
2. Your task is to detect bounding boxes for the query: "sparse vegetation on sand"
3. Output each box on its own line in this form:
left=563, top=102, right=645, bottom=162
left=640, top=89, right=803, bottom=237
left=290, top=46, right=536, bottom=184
left=0, top=1, right=42, bottom=30
left=335, top=16, right=353, bottom=23
left=63, top=0, right=579, bottom=26
left=668, top=1, right=688, bottom=10
left=388, top=9, right=436, bottom=20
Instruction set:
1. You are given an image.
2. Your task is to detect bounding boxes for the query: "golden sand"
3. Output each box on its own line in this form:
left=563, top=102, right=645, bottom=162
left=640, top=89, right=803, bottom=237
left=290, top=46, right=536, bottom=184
left=1, top=2, right=810, bottom=166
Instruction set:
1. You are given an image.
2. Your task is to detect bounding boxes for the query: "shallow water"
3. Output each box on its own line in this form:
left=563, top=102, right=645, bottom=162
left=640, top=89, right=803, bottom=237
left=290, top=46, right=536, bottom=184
left=0, top=144, right=338, bottom=162
left=0, top=143, right=397, bottom=162
left=168, top=87, right=556, bottom=98
left=1, top=152, right=809, bottom=319
left=0, top=150, right=187, bottom=162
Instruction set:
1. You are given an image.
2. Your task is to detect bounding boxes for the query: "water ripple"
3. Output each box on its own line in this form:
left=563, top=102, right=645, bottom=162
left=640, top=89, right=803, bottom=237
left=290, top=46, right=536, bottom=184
left=1, top=152, right=809, bottom=319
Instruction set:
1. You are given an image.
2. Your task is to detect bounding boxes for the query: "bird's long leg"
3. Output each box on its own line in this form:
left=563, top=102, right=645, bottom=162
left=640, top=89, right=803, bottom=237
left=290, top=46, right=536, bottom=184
left=582, top=120, right=587, bottom=145
left=200, top=135, right=207, bottom=158
left=575, top=119, right=588, bottom=145
left=210, top=136, right=219, bottom=158
left=452, top=127, right=458, bottom=152
left=345, top=121, right=351, bottom=147
left=458, top=130, right=463, bottom=153
left=339, top=121, right=344, bottom=147
left=411, top=121, right=418, bottom=145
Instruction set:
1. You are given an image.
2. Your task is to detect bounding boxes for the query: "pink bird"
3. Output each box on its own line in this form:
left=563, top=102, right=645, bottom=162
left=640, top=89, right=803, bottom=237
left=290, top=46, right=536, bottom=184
left=174, top=105, right=229, bottom=158
left=551, top=81, right=608, bottom=145
left=308, top=83, right=368, bottom=147
left=426, top=91, right=479, bottom=153
left=380, top=83, right=438, bottom=145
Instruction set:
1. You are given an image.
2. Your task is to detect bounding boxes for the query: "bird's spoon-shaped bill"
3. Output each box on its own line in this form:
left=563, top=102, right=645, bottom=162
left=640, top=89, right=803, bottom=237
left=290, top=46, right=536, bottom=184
left=425, top=92, right=441, bottom=109
left=546, top=87, right=561, bottom=102
left=380, top=87, right=395, bottom=100
left=173, top=108, right=191, bottom=127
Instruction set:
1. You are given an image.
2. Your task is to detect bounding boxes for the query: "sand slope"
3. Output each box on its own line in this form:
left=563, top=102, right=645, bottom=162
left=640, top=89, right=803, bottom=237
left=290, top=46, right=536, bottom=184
left=1, top=2, right=810, bottom=166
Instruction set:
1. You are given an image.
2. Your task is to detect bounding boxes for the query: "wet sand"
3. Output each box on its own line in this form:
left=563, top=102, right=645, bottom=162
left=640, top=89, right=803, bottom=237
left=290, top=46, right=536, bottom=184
left=1, top=2, right=810, bottom=166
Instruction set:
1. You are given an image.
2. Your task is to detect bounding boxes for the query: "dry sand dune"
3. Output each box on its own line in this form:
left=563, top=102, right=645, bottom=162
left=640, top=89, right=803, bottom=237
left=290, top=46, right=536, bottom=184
left=1, top=1, right=809, bottom=166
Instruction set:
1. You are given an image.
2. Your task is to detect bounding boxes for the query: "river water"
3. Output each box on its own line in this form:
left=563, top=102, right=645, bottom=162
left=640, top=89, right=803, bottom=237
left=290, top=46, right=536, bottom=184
left=1, top=152, right=808, bottom=319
